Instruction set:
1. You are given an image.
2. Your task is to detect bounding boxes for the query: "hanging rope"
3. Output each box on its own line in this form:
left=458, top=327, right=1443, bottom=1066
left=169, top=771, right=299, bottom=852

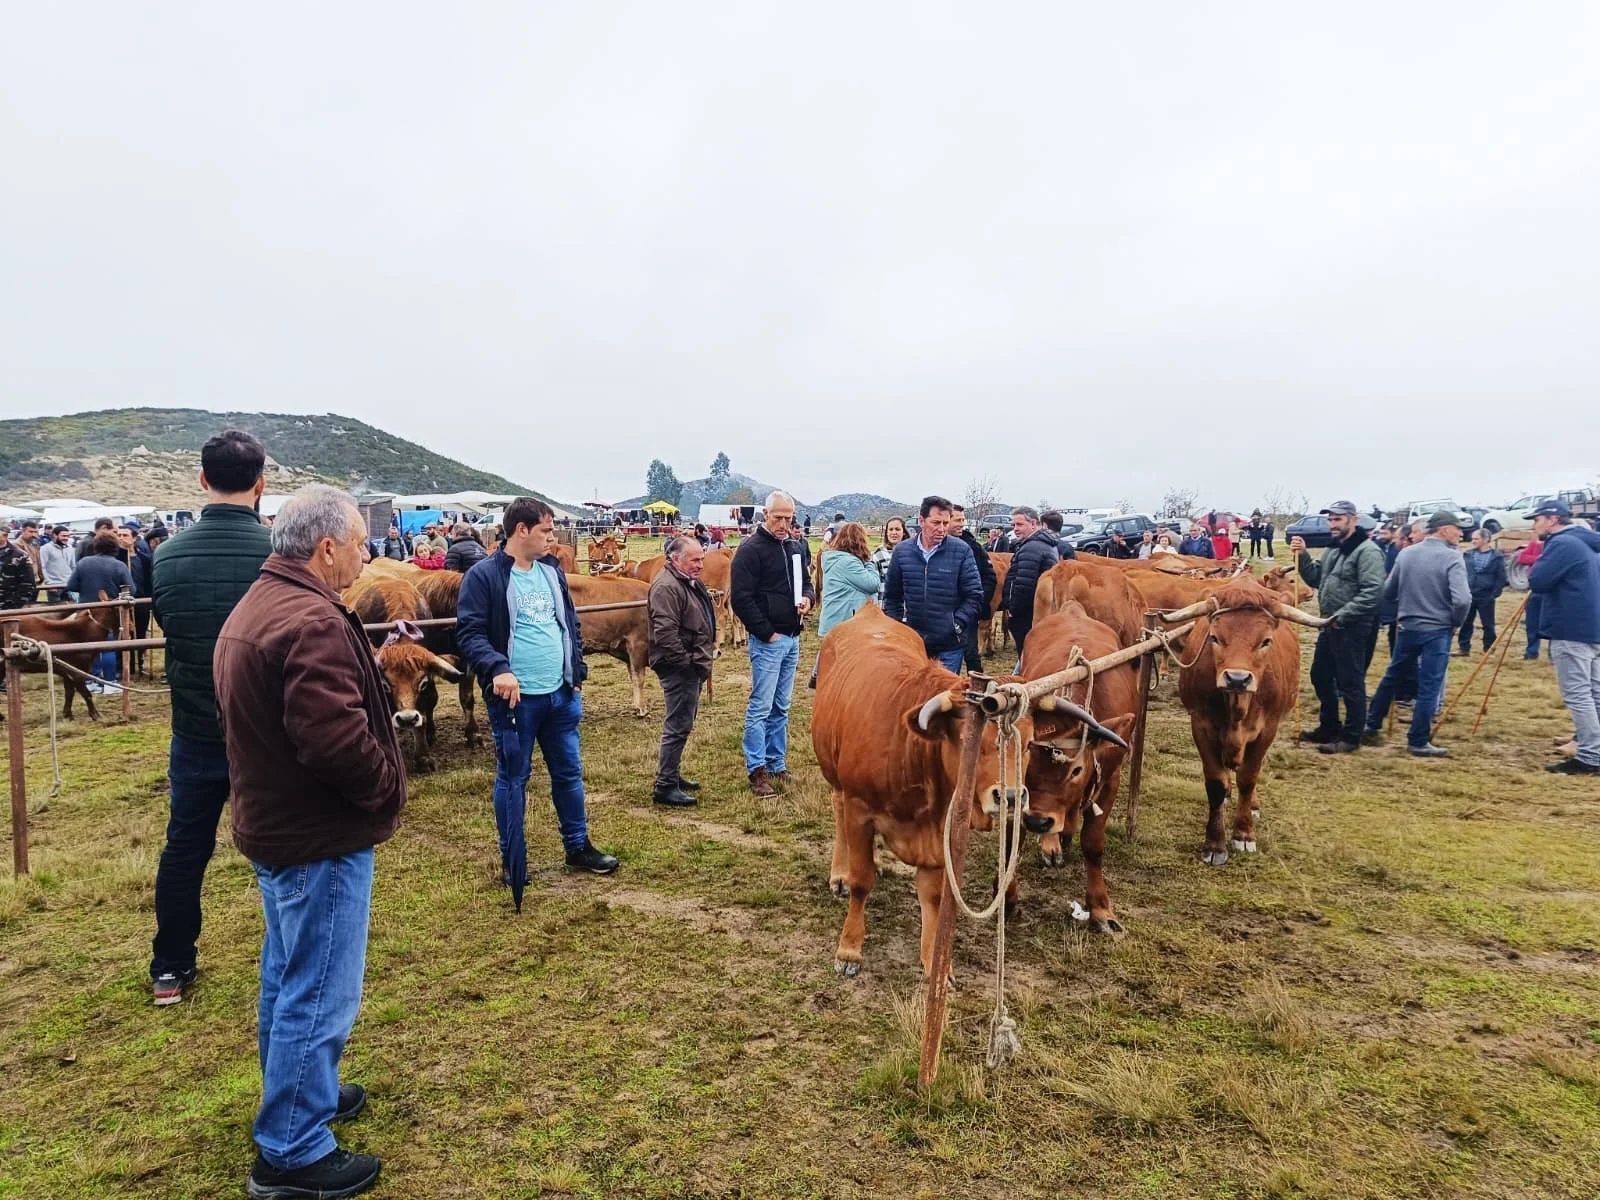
left=6, top=637, right=63, bottom=800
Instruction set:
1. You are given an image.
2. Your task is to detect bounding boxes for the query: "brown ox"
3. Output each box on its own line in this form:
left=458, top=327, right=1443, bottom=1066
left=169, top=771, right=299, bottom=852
left=698, top=548, right=744, bottom=649
left=565, top=573, right=652, bottom=716
left=1162, top=581, right=1325, bottom=865
left=343, top=574, right=463, bottom=770
left=627, top=554, right=668, bottom=584
left=586, top=536, right=625, bottom=574
left=1017, top=593, right=1138, bottom=933
left=1032, top=558, right=1146, bottom=647
left=410, top=569, right=480, bottom=749
left=1128, top=565, right=1297, bottom=621
left=1098, top=553, right=1236, bottom=576
left=813, top=605, right=1038, bottom=977
left=551, top=544, right=576, bottom=574
left=3, top=597, right=118, bottom=721
left=985, top=552, right=1012, bottom=653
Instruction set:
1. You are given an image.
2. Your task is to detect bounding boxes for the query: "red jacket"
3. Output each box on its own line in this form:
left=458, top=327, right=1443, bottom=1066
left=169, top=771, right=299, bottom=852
left=1517, top=538, right=1543, bottom=567
left=214, top=556, right=407, bottom=867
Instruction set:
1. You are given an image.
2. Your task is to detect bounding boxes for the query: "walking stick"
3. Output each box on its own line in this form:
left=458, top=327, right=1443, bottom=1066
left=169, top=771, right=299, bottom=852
left=1469, top=597, right=1528, bottom=737
left=1291, top=572, right=1305, bottom=741
left=1125, top=650, right=1154, bottom=841
left=1434, top=594, right=1528, bottom=736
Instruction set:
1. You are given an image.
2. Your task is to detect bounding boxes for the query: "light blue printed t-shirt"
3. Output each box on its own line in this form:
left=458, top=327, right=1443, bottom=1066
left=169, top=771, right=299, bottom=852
left=509, top=564, right=565, bottom=695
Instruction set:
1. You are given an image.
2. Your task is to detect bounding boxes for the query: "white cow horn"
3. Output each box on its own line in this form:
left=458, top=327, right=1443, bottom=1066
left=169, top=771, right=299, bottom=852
left=916, top=691, right=955, bottom=731
left=1158, top=598, right=1217, bottom=622
left=1272, top=603, right=1332, bottom=628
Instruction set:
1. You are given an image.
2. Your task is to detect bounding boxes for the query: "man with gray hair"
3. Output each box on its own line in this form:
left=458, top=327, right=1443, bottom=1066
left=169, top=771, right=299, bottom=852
left=215, top=483, right=404, bottom=1198
left=647, top=535, right=717, bottom=807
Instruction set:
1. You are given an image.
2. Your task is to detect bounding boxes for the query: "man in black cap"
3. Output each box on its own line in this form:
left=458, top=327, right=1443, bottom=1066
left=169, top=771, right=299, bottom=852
left=1528, top=499, right=1600, bottom=774
left=1363, top=510, right=1470, bottom=757
left=1291, top=500, right=1385, bottom=753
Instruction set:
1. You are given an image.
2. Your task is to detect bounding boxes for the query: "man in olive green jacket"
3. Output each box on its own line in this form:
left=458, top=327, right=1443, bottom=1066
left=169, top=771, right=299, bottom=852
left=1292, top=500, right=1386, bottom=754
left=148, top=431, right=273, bottom=1005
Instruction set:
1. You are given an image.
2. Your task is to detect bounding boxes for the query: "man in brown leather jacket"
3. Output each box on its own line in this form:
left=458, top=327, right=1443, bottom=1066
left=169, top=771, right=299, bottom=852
left=647, top=535, right=716, bottom=807
left=214, top=484, right=403, bottom=1200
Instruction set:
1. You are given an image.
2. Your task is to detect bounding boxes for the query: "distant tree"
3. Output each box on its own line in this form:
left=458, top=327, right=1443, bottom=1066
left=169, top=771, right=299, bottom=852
left=1260, top=486, right=1309, bottom=523
left=1116, top=496, right=1136, bottom=515
left=723, top=484, right=754, bottom=505
left=1158, top=487, right=1199, bottom=520
left=706, top=451, right=732, bottom=501
left=964, top=474, right=1003, bottom=521
left=645, top=459, right=683, bottom=507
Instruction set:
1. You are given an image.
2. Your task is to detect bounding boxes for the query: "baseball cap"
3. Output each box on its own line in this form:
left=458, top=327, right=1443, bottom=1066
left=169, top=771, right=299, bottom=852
left=1319, top=500, right=1359, bottom=517
left=1426, top=510, right=1461, bottom=532
left=123, top=520, right=143, bottom=531
left=1527, top=499, right=1571, bottom=519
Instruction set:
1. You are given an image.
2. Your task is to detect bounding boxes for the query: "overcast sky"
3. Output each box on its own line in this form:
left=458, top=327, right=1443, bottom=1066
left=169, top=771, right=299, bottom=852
left=3, top=3, right=1597, bottom=512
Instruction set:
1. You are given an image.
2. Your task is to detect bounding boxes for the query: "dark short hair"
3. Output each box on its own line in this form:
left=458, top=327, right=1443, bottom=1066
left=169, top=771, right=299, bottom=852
left=147, top=526, right=169, bottom=543
left=21, top=520, right=37, bottom=530
left=951, top=503, right=966, bottom=513
left=834, top=512, right=844, bottom=521
left=504, top=497, right=554, bottom=536
left=1041, top=511, right=1064, bottom=532
left=201, top=429, right=267, bottom=493
left=92, top=531, right=120, bottom=555
left=920, top=495, right=953, bottom=519
left=1011, top=506, right=1038, bottom=522
left=93, top=517, right=114, bottom=530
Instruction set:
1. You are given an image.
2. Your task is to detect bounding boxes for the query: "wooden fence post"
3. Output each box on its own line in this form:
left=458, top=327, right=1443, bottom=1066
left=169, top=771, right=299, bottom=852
left=4, top=620, right=27, bottom=876
left=1125, top=651, right=1154, bottom=841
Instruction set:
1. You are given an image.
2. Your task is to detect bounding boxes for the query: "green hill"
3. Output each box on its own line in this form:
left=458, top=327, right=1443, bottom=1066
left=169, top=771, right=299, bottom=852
left=0, top=407, right=559, bottom=505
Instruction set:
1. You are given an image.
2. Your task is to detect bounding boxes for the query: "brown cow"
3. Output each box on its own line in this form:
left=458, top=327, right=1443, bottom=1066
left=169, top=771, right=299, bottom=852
left=698, top=547, right=744, bottom=649
left=627, top=554, right=668, bottom=584
left=813, top=605, right=1039, bottom=977
left=1161, top=580, right=1325, bottom=865
left=1017, top=591, right=1138, bottom=933
left=343, top=574, right=463, bottom=770
left=587, top=536, right=625, bottom=574
left=3, top=597, right=118, bottom=721
left=1032, top=558, right=1146, bottom=647
left=1127, top=564, right=1297, bottom=617
left=985, top=552, right=1012, bottom=653
left=552, top=544, right=576, bottom=574
left=410, top=569, right=480, bottom=749
left=565, top=573, right=652, bottom=716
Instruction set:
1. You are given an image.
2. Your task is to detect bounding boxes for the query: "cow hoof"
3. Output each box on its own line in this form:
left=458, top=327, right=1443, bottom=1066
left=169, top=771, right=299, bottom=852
left=1040, top=849, right=1066, bottom=869
left=829, top=878, right=848, bottom=901
left=1243, top=839, right=1257, bottom=853
left=1092, top=917, right=1125, bottom=938
left=834, top=959, right=861, bottom=978
left=1201, top=849, right=1229, bottom=867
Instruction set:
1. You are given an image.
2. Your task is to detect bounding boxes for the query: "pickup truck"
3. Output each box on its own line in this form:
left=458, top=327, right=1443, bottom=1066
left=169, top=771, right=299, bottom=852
left=1065, top=513, right=1161, bottom=555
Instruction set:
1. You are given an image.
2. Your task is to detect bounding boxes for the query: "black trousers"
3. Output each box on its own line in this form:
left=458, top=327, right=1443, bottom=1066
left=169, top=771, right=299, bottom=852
left=1310, top=620, right=1373, bottom=740
left=151, top=735, right=232, bottom=977
left=654, top=667, right=703, bottom=789
left=1010, top=617, right=1031, bottom=661
left=1459, top=595, right=1497, bottom=652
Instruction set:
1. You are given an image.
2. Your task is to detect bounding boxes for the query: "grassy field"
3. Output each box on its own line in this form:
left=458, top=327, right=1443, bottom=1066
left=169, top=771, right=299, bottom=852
left=3, top=550, right=1599, bottom=1199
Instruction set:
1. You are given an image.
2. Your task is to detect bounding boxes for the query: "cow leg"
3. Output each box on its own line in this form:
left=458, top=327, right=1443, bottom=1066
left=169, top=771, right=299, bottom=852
left=834, top=804, right=877, bottom=977
left=1192, top=715, right=1230, bottom=866
left=1231, top=720, right=1275, bottom=853
left=915, top=864, right=947, bottom=978
left=629, top=646, right=649, bottom=717
left=459, top=676, right=479, bottom=749
left=1082, top=768, right=1123, bottom=934
left=828, top=790, right=849, bottom=899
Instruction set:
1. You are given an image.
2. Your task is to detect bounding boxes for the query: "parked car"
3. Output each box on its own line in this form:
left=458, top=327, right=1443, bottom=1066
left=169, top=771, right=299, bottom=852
left=1480, top=488, right=1599, bottom=534
left=1283, top=512, right=1377, bottom=550
left=1400, top=499, right=1478, bottom=536
left=1066, top=513, right=1160, bottom=555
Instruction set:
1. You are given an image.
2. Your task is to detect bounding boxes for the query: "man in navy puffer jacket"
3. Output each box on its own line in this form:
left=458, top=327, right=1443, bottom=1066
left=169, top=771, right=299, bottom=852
left=1528, top=500, right=1600, bottom=775
left=883, top=495, right=984, bottom=673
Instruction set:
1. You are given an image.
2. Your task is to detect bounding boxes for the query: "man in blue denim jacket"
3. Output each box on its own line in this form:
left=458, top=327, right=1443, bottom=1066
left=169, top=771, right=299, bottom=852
left=456, top=497, right=620, bottom=875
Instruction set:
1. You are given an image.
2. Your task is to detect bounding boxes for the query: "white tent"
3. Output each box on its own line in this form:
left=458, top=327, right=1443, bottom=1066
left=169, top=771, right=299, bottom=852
left=22, top=496, right=100, bottom=509
left=41, top=504, right=157, bottom=531
left=0, top=504, right=43, bottom=520
left=258, top=495, right=291, bottom=519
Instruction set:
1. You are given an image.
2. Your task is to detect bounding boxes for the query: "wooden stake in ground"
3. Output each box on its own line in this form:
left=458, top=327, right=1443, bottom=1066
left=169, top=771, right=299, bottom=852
left=1125, top=650, right=1154, bottom=841
left=918, top=701, right=985, bottom=1088
left=4, top=619, right=28, bottom=876
left=1470, top=597, right=1529, bottom=737
left=1434, top=593, right=1529, bottom=738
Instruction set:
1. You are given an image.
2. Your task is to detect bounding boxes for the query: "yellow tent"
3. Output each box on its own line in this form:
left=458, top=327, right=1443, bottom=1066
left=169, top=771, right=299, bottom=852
left=642, top=500, right=679, bottom=514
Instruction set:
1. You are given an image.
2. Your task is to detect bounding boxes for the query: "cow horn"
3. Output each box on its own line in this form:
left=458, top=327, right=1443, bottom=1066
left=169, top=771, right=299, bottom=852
left=1158, top=598, right=1217, bottom=622
left=1036, top=696, right=1129, bottom=749
left=916, top=691, right=955, bottom=732
left=1272, top=602, right=1332, bottom=628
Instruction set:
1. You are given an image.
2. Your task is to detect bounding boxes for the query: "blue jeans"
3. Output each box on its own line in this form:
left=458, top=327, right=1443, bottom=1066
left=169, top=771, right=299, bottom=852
left=1367, top=627, right=1451, bottom=748
left=933, top=646, right=966, bottom=673
left=744, top=634, right=799, bottom=774
left=1524, top=594, right=1543, bottom=658
left=487, top=686, right=588, bottom=853
left=151, top=735, right=232, bottom=978
left=253, top=849, right=374, bottom=1170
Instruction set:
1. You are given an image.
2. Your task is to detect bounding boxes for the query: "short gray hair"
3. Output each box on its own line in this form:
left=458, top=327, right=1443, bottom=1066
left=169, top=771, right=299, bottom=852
left=271, top=485, right=361, bottom=559
left=1011, top=506, right=1039, bottom=522
left=765, top=490, right=794, bottom=509
left=666, top=535, right=697, bottom=560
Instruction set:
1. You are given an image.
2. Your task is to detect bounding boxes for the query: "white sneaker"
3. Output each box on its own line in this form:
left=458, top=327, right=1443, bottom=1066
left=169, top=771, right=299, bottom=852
left=83, top=680, right=104, bottom=694
left=100, top=681, right=123, bottom=694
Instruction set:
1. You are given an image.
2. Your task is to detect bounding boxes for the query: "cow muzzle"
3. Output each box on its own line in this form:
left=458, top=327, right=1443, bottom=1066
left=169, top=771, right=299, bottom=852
left=1023, top=811, right=1055, bottom=834
left=1217, top=669, right=1257, bottom=693
left=982, top=784, right=1029, bottom=815
left=393, top=709, right=423, bottom=728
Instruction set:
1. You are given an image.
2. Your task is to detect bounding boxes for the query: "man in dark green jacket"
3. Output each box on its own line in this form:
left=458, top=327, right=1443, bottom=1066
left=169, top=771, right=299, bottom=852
left=148, top=431, right=272, bottom=1005
left=1292, top=500, right=1386, bottom=753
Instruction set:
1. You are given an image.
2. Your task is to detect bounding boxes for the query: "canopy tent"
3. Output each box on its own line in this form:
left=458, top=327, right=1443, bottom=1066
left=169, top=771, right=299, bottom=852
left=258, top=495, right=291, bottom=519
left=40, top=504, right=156, bottom=530
left=642, top=500, right=679, bottom=515
left=21, top=496, right=100, bottom=510
left=0, top=504, right=43, bottom=520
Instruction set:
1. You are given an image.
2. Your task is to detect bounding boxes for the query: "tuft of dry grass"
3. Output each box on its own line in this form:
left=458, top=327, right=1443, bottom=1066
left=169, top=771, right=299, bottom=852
left=1245, top=973, right=1316, bottom=1052
left=1044, top=1048, right=1192, bottom=1131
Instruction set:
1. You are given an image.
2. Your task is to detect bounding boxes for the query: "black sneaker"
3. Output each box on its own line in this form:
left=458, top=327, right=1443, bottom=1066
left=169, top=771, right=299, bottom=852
left=332, top=1083, right=366, bottom=1123
left=1298, top=728, right=1338, bottom=745
left=565, top=841, right=620, bottom=874
left=1318, top=740, right=1360, bottom=754
left=1547, top=758, right=1600, bottom=775
left=676, top=778, right=701, bottom=792
left=1360, top=730, right=1383, bottom=747
left=247, top=1148, right=381, bottom=1198
left=1408, top=743, right=1450, bottom=758
left=152, top=968, right=196, bottom=1007
left=652, top=784, right=697, bottom=808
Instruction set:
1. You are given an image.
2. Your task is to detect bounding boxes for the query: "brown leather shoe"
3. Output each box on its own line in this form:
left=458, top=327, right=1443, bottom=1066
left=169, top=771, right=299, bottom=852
left=770, top=770, right=790, bottom=791
left=749, top=768, right=777, bottom=798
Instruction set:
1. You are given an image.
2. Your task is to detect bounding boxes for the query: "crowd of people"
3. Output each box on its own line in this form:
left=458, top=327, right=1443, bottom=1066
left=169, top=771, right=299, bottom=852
left=6, top=437, right=1599, bottom=1197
